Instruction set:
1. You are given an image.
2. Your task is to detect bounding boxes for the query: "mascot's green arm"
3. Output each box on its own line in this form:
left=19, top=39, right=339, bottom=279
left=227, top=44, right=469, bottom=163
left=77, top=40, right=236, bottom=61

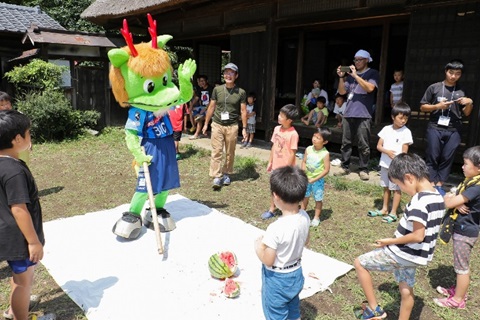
left=177, top=59, right=197, bottom=105
left=125, top=129, right=152, bottom=164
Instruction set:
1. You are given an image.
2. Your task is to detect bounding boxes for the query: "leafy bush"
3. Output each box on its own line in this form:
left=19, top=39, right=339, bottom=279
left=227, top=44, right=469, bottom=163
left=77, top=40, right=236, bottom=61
left=16, top=91, right=100, bottom=142
left=4, top=59, right=67, bottom=91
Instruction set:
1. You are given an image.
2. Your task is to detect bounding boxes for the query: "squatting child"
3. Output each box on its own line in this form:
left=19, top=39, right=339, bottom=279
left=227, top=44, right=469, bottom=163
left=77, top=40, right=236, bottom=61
left=301, top=96, right=328, bottom=127
left=333, top=93, right=346, bottom=128
left=301, top=127, right=331, bottom=227
left=255, top=165, right=310, bottom=320
left=368, top=102, right=413, bottom=223
left=390, top=69, right=404, bottom=108
left=241, top=92, right=256, bottom=149
left=261, top=104, right=299, bottom=220
left=354, top=153, right=445, bottom=320
left=0, top=110, right=52, bottom=320
left=433, top=146, right=480, bottom=309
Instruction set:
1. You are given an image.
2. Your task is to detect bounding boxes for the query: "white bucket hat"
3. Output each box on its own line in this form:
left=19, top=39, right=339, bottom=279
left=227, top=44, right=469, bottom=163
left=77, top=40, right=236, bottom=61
left=354, top=49, right=372, bottom=62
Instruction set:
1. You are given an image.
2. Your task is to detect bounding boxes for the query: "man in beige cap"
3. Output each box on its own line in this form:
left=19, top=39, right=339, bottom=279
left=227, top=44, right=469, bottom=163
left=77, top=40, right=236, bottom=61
left=335, top=49, right=379, bottom=181
left=203, top=63, right=247, bottom=189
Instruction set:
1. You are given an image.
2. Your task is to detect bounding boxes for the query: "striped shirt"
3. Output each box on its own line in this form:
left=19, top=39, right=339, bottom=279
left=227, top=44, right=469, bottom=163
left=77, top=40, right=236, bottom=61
left=387, top=191, right=445, bottom=266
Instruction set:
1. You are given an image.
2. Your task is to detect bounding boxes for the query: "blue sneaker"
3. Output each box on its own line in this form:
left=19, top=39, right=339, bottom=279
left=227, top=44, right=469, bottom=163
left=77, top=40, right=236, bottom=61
left=261, top=210, right=275, bottom=220
left=223, top=174, right=231, bottom=186
left=212, top=177, right=223, bottom=189
left=362, top=305, right=386, bottom=319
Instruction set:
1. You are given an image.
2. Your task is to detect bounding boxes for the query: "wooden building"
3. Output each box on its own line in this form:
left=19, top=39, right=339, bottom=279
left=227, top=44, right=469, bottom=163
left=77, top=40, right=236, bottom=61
left=82, top=0, right=480, bottom=157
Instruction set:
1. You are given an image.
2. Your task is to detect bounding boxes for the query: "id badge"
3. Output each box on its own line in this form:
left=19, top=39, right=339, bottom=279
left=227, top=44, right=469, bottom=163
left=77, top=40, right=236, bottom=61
left=221, top=111, right=229, bottom=121
left=347, top=92, right=354, bottom=101
left=437, top=115, right=450, bottom=126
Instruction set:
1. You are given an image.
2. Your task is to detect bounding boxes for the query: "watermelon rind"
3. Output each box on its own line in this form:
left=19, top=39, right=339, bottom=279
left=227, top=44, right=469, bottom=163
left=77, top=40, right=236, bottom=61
left=208, top=251, right=238, bottom=279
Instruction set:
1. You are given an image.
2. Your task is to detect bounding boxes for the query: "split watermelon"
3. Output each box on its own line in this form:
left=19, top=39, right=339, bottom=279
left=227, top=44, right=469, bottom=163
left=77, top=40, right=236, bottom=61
left=208, top=251, right=238, bottom=279
left=223, top=278, right=240, bottom=298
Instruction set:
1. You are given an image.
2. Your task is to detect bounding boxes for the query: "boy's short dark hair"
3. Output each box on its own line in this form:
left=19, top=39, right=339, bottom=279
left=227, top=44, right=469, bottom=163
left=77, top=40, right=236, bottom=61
left=445, top=59, right=464, bottom=72
left=0, top=91, right=11, bottom=102
left=270, top=166, right=308, bottom=204
left=388, top=153, right=429, bottom=183
left=248, top=92, right=256, bottom=99
left=391, top=102, right=411, bottom=117
left=393, top=69, right=404, bottom=74
left=316, top=96, right=326, bottom=104
left=335, top=93, right=346, bottom=101
left=198, top=74, right=208, bottom=81
left=0, top=110, right=31, bottom=150
left=463, top=146, right=480, bottom=167
left=315, top=127, right=331, bottom=141
left=279, top=104, right=299, bottom=120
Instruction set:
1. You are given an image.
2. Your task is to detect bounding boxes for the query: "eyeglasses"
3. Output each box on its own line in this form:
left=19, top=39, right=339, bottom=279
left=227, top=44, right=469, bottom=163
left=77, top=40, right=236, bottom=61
left=223, top=71, right=236, bottom=76
left=353, top=58, right=366, bottom=63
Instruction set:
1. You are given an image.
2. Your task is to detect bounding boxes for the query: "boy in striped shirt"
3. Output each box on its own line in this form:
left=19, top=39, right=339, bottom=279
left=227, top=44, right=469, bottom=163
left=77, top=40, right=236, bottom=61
left=354, top=153, right=445, bottom=320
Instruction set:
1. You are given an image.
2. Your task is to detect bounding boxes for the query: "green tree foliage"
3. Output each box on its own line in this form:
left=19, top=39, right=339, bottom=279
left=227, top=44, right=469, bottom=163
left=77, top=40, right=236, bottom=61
left=4, top=59, right=100, bottom=142
left=4, top=59, right=67, bottom=91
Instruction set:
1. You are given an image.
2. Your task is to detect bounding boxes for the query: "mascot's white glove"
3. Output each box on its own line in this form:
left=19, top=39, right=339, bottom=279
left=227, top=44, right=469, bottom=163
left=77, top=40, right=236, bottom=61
left=125, top=130, right=152, bottom=165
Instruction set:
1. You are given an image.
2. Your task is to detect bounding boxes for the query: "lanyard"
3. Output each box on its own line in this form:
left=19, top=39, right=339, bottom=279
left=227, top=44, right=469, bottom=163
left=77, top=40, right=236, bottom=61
left=223, top=85, right=235, bottom=111
left=441, top=83, right=455, bottom=117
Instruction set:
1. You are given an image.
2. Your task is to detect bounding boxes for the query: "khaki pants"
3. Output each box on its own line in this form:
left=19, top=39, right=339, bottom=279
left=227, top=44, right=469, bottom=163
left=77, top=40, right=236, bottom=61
left=209, top=122, right=238, bottom=178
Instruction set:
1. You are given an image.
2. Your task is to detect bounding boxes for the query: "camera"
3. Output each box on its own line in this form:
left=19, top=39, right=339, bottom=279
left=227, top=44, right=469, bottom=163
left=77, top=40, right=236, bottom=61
left=339, top=66, right=351, bottom=73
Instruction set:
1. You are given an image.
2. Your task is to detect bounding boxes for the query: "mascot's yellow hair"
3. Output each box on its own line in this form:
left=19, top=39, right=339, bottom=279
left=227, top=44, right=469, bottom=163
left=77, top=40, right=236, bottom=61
left=109, top=42, right=172, bottom=108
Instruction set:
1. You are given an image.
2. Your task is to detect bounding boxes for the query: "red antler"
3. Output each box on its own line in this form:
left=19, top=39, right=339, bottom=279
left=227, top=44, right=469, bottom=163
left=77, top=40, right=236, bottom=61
left=147, top=13, right=157, bottom=49
left=120, top=19, right=138, bottom=57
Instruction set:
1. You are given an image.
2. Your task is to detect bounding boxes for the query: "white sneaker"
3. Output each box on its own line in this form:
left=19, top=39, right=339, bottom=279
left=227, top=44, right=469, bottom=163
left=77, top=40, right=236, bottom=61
left=311, top=219, right=320, bottom=227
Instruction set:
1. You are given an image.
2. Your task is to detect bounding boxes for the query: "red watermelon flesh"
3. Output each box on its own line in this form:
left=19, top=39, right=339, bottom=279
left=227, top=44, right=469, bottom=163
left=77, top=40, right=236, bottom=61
left=219, top=251, right=237, bottom=269
left=223, top=278, right=240, bottom=298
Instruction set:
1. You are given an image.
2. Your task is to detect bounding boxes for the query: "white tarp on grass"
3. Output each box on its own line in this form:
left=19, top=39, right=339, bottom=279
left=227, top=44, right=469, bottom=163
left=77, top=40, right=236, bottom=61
left=41, top=194, right=352, bottom=319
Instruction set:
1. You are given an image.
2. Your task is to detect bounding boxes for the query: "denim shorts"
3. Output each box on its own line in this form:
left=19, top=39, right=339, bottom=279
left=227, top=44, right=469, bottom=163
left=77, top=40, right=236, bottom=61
left=262, top=265, right=304, bottom=320
left=358, top=248, right=419, bottom=287
left=7, top=258, right=36, bottom=274
left=305, top=178, right=325, bottom=201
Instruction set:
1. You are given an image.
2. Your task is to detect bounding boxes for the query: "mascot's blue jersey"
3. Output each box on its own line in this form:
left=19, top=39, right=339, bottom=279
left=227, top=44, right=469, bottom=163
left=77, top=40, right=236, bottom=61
left=125, top=107, right=173, bottom=138
left=125, top=106, right=179, bottom=193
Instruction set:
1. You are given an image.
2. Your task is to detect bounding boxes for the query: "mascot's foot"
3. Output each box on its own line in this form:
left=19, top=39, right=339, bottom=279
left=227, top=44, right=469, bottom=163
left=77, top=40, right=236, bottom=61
left=144, top=208, right=176, bottom=232
left=112, top=212, right=142, bottom=239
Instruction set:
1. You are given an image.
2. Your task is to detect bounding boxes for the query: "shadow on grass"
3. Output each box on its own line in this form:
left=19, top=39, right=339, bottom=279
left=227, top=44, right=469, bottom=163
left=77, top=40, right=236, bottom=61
left=377, top=281, right=427, bottom=320
left=301, top=299, right=319, bottom=320
left=428, top=264, right=456, bottom=289
left=230, top=169, right=260, bottom=182
left=195, top=200, right=229, bottom=210
left=39, top=186, right=64, bottom=197
left=306, top=208, right=333, bottom=222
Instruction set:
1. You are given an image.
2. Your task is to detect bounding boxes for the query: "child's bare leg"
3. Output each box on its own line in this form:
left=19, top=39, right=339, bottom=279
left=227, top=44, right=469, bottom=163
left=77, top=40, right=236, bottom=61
left=453, top=273, right=469, bottom=302
left=390, top=190, right=402, bottom=216
left=354, top=258, right=378, bottom=310
left=194, top=119, right=204, bottom=137
left=174, top=141, right=179, bottom=154
left=301, top=197, right=309, bottom=210
left=398, top=282, right=414, bottom=320
left=313, top=200, right=322, bottom=220
left=269, top=196, right=275, bottom=213
left=248, top=133, right=254, bottom=143
left=10, top=265, right=35, bottom=320
left=381, top=187, right=390, bottom=214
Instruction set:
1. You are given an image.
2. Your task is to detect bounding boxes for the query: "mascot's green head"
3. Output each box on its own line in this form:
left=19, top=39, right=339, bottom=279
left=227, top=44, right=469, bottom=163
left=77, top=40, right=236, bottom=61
left=108, top=14, right=196, bottom=112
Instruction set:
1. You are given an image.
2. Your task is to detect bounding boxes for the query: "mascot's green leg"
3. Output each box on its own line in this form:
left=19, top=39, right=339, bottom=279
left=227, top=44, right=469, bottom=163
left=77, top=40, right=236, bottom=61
left=154, top=191, right=169, bottom=209
left=129, top=192, right=148, bottom=216
left=129, top=191, right=169, bottom=215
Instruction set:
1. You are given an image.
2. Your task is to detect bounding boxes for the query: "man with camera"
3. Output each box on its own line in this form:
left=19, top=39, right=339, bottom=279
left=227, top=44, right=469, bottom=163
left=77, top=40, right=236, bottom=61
left=335, top=49, right=379, bottom=181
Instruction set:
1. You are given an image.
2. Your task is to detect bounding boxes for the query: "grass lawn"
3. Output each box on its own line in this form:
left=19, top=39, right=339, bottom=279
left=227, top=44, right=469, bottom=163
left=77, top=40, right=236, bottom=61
left=1, top=127, right=478, bottom=319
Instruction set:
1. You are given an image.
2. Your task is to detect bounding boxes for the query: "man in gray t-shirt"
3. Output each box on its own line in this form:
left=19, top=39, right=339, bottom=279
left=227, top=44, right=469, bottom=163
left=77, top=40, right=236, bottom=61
left=335, top=49, right=379, bottom=181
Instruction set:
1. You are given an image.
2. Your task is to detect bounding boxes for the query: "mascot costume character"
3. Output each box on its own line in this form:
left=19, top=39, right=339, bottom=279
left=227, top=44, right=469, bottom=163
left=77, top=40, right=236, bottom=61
left=109, top=14, right=196, bottom=239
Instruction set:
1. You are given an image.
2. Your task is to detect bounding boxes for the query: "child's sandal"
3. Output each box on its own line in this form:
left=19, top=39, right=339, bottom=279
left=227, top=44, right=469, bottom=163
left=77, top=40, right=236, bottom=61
left=382, top=214, right=397, bottom=223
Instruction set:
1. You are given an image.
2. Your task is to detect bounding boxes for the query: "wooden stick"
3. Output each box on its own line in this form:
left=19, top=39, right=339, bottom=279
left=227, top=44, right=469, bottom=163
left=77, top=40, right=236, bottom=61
left=141, top=152, right=164, bottom=254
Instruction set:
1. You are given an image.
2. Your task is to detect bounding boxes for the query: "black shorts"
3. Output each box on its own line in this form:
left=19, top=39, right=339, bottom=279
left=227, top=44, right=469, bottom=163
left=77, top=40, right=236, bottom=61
left=173, top=131, right=182, bottom=141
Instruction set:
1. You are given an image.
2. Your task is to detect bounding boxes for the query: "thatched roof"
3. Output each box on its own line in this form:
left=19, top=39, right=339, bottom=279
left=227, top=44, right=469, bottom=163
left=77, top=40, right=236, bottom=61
left=81, top=0, right=192, bottom=25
